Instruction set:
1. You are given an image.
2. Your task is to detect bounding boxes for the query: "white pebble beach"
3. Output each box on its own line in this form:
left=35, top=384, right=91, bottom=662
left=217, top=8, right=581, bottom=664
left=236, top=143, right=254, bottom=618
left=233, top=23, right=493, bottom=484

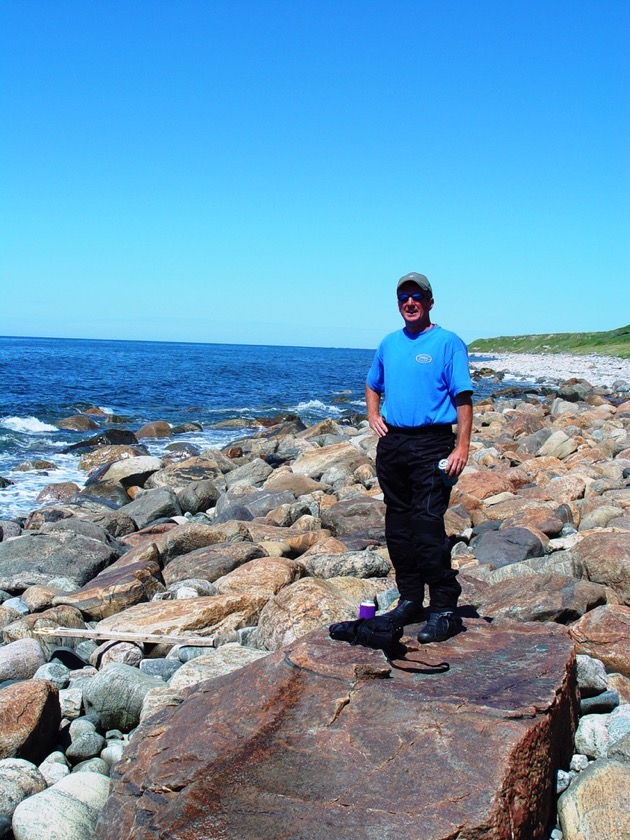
left=470, top=353, right=630, bottom=389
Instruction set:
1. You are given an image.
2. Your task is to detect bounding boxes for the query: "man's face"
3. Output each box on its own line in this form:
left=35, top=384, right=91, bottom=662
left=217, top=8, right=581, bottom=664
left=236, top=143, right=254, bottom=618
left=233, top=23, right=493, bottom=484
left=397, top=281, right=433, bottom=331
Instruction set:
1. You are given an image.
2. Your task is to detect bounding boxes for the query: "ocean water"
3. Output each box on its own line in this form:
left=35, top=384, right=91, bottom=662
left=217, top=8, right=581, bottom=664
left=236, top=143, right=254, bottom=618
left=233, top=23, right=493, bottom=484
left=0, top=336, right=524, bottom=519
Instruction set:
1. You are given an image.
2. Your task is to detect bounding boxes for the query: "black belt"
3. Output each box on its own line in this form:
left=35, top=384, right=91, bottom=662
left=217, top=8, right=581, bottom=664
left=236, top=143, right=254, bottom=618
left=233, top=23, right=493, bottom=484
left=385, top=423, right=452, bottom=436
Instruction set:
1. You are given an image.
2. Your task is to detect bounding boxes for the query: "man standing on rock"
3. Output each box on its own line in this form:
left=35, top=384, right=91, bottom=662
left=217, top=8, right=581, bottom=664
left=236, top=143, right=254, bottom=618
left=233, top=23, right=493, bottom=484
left=366, top=272, right=473, bottom=643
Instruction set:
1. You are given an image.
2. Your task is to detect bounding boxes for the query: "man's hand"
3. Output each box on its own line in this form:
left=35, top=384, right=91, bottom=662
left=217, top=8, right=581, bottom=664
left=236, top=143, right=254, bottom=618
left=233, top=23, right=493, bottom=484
left=443, top=443, right=468, bottom=477
left=365, top=384, right=388, bottom=437
left=368, top=414, right=389, bottom=437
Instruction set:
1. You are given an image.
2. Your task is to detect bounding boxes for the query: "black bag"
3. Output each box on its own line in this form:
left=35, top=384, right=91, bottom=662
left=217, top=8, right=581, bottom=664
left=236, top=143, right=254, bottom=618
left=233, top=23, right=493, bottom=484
left=329, top=615, right=405, bottom=659
left=329, top=615, right=449, bottom=674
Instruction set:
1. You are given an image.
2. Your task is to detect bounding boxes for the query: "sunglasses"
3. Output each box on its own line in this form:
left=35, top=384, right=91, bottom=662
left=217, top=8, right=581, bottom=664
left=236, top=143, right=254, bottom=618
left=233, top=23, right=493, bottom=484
left=397, top=291, right=426, bottom=303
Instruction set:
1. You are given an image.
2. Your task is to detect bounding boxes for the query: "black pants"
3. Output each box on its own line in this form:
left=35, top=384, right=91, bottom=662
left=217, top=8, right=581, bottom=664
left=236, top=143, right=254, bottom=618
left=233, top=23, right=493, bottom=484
left=376, top=425, right=461, bottom=611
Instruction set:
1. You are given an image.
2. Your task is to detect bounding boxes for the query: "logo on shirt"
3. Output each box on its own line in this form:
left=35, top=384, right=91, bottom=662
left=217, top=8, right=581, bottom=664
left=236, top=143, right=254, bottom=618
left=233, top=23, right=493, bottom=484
left=415, top=354, right=433, bottom=364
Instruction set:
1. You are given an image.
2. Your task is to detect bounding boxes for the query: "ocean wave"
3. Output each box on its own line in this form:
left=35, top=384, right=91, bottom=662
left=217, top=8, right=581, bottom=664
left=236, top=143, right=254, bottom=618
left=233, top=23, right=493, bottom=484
left=295, top=400, right=342, bottom=416
left=1, top=416, right=59, bottom=434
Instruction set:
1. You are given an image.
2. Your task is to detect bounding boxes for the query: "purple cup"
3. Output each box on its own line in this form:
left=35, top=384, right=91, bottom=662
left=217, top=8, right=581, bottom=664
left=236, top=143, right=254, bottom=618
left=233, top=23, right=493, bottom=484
left=358, top=601, right=376, bottom=619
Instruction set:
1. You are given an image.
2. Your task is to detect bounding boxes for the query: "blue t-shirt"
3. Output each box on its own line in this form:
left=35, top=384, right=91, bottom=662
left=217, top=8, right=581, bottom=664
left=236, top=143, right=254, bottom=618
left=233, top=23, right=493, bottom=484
left=366, top=325, right=473, bottom=427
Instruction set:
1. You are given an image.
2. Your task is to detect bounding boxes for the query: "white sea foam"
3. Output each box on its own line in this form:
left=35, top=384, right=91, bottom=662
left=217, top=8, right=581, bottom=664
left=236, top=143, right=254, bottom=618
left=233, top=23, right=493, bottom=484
left=295, top=400, right=342, bottom=415
left=1, top=415, right=58, bottom=434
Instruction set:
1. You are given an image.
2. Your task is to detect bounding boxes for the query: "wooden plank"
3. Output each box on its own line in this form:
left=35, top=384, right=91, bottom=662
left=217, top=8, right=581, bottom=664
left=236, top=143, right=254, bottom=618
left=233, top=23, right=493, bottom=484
left=33, top=627, right=216, bottom=647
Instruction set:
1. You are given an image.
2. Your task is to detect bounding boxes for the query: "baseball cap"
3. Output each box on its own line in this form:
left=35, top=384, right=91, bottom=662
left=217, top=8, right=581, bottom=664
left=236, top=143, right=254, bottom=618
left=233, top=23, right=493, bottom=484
left=396, top=272, right=432, bottom=296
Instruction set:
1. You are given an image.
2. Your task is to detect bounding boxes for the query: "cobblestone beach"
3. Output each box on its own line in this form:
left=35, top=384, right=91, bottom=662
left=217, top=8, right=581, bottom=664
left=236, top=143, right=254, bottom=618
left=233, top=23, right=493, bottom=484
left=471, top=352, right=630, bottom=389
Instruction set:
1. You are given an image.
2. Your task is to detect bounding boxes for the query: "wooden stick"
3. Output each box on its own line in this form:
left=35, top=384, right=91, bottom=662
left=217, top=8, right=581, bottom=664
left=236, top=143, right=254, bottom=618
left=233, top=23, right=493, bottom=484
left=33, top=627, right=216, bottom=647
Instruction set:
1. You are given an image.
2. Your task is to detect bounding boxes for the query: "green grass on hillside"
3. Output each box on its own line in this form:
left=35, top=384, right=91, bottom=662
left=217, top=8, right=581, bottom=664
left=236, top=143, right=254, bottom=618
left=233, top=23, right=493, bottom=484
left=468, top=325, right=630, bottom=359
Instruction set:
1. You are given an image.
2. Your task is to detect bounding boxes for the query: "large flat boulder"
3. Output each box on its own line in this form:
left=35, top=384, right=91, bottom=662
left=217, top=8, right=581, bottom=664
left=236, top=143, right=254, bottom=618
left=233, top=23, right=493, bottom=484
left=0, top=531, right=120, bottom=592
left=95, top=593, right=268, bottom=640
left=96, top=619, right=576, bottom=840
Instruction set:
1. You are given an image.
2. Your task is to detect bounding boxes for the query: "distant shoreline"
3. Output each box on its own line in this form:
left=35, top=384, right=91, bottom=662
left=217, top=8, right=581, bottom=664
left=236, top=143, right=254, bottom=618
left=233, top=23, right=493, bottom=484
left=470, top=352, right=630, bottom=390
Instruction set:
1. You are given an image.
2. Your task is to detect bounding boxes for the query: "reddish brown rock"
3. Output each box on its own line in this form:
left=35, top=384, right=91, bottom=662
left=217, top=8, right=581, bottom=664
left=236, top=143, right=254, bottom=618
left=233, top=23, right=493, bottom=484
left=501, top=504, right=564, bottom=537
left=569, top=604, right=630, bottom=677
left=0, top=680, right=61, bottom=763
left=213, top=556, right=303, bottom=597
left=136, top=421, right=172, bottom=439
left=53, top=558, right=164, bottom=620
left=573, top=530, right=630, bottom=604
left=96, top=620, right=576, bottom=840
left=20, top=585, right=67, bottom=612
left=456, top=470, right=514, bottom=500
left=472, top=573, right=610, bottom=623
left=35, top=482, right=81, bottom=504
left=56, top=414, right=99, bottom=432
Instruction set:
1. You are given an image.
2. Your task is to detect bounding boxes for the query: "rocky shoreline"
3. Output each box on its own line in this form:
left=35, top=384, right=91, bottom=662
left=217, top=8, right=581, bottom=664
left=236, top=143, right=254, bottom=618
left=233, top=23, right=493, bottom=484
left=0, top=367, right=629, bottom=838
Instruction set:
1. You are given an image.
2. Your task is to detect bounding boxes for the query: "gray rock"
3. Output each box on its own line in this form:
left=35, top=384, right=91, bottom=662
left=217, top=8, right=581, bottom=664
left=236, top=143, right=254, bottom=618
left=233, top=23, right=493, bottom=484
left=0, top=531, right=120, bottom=590
left=68, top=719, right=96, bottom=740
left=224, top=458, right=273, bottom=489
left=86, top=455, right=163, bottom=487
left=471, top=527, right=545, bottom=567
left=0, top=758, right=46, bottom=824
left=166, top=579, right=216, bottom=597
left=39, top=519, right=126, bottom=552
left=58, top=688, right=84, bottom=721
left=175, top=480, right=221, bottom=515
left=556, top=768, right=575, bottom=794
left=100, top=742, right=125, bottom=768
left=557, top=378, right=595, bottom=402
left=569, top=754, right=590, bottom=772
left=576, top=654, right=608, bottom=697
left=32, top=663, right=70, bottom=690
left=139, top=659, right=182, bottom=681
left=608, top=731, right=630, bottom=764
left=12, top=771, right=110, bottom=840
left=84, top=663, right=164, bottom=732
left=580, top=690, right=619, bottom=715
left=38, top=751, right=70, bottom=787
left=0, top=640, right=47, bottom=682
left=607, top=704, right=630, bottom=746
left=515, top=428, right=554, bottom=454
left=574, top=713, right=610, bottom=759
left=174, top=646, right=211, bottom=664
left=66, top=732, right=107, bottom=764
left=71, top=758, right=110, bottom=776
left=1, top=598, right=28, bottom=615
left=0, top=521, right=21, bottom=542
left=117, top=487, right=182, bottom=530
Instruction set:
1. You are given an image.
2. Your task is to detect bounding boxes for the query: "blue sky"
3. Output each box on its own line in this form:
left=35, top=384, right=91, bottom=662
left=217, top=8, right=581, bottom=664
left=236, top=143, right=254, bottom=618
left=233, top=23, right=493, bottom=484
left=2, top=0, right=628, bottom=348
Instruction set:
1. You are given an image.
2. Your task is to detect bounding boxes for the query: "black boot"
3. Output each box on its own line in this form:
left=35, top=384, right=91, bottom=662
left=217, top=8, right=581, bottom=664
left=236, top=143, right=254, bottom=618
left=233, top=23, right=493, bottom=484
left=417, top=610, right=462, bottom=644
left=383, top=599, right=425, bottom=628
